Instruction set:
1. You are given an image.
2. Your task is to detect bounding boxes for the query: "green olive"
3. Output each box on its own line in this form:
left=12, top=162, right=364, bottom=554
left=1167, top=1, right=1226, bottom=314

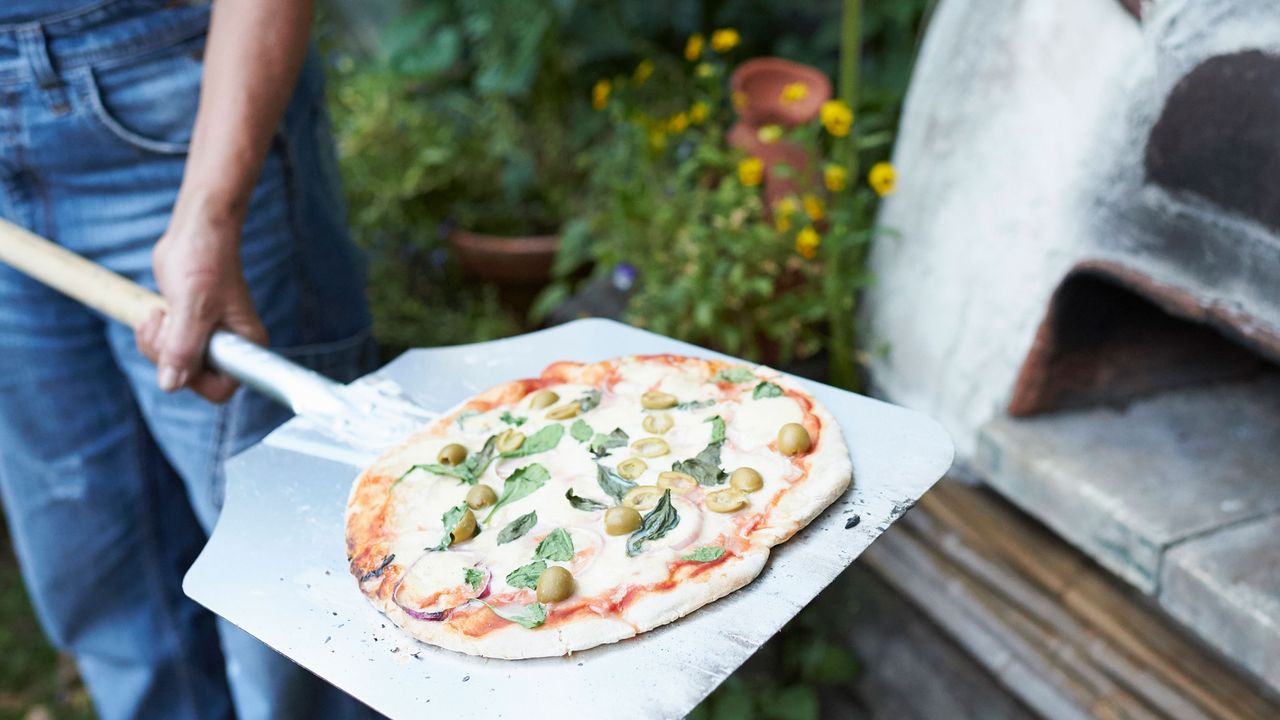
left=641, top=391, right=678, bottom=410
left=536, top=566, right=575, bottom=603
left=617, top=457, right=648, bottom=480
left=465, top=485, right=497, bottom=509
left=528, top=390, right=559, bottom=409
left=622, top=485, right=664, bottom=511
left=496, top=428, right=525, bottom=453
left=730, top=467, right=764, bottom=493
left=706, top=488, right=748, bottom=513
left=657, top=471, right=697, bottom=494
left=630, top=437, right=670, bottom=458
left=604, top=506, right=643, bottom=536
left=437, top=443, right=468, bottom=466
left=546, top=403, right=580, bottom=420
left=642, top=412, right=674, bottom=434
left=777, top=423, right=812, bottom=456
left=451, top=509, right=478, bottom=543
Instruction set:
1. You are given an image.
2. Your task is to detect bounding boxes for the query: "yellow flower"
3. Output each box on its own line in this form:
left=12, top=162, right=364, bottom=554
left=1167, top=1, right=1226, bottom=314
left=795, top=226, right=821, bottom=259
left=823, top=164, right=848, bottom=192
left=738, top=157, right=764, bottom=187
left=732, top=91, right=748, bottom=111
left=802, top=193, right=825, bottom=221
left=820, top=99, right=854, bottom=137
left=774, top=196, right=798, bottom=232
left=648, top=128, right=668, bottom=151
left=695, top=62, right=715, bottom=79
left=780, top=82, right=809, bottom=105
left=684, top=33, right=704, bottom=61
left=689, top=101, right=710, bottom=124
left=868, top=162, right=897, bottom=196
left=633, top=59, right=654, bottom=84
left=668, top=112, right=690, bottom=134
left=592, top=79, right=611, bottom=111
left=710, top=28, right=741, bottom=53
left=756, top=124, right=783, bottom=144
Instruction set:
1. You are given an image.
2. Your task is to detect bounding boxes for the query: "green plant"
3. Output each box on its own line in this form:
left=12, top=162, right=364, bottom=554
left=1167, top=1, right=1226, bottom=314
left=536, top=25, right=894, bottom=388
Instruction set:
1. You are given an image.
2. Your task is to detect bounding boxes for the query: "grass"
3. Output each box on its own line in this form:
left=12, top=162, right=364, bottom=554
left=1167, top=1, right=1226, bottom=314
left=0, top=512, right=94, bottom=720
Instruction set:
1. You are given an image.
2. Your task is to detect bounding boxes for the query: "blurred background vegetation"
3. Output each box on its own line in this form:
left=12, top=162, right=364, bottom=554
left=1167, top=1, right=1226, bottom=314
left=1, top=1, right=932, bottom=717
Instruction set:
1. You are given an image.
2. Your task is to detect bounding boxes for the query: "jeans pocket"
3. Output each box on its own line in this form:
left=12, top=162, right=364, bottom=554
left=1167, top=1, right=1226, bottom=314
left=74, top=34, right=206, bottom=155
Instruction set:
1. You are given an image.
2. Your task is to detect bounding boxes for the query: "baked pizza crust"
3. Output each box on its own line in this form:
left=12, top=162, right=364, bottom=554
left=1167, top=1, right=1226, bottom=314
left=346, top=355, right=851, bottom=659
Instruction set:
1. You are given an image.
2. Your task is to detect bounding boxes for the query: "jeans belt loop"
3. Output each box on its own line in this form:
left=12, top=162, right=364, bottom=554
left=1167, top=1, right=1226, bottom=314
left=18, top=24, right=70, bottom=114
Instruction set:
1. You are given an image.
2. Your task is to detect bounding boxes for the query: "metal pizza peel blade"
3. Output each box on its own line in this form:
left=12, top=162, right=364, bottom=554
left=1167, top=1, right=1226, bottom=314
left=183, top=318, right=953, bottom=720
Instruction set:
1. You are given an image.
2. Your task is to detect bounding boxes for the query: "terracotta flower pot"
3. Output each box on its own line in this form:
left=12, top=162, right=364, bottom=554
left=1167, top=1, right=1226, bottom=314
left=448, top=230, right=559, bottom=284
left=728, top=121, right=815, bottom=211
left=731, top=57, right=832, bottom=128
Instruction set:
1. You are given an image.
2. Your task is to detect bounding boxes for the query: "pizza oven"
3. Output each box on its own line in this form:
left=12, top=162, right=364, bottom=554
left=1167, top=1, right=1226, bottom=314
left=862, top=0, right=1280, bottom=699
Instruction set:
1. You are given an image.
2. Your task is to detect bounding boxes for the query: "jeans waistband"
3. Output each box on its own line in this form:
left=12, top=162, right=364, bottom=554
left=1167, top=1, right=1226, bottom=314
left=0, top=0, right=211, bottom=87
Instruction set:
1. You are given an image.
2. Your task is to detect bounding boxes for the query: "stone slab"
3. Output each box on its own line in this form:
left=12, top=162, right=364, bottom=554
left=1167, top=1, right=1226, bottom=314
left=974, top=375, right=1280, bottom=592
left=1161, top=513, right=1280, bottom=694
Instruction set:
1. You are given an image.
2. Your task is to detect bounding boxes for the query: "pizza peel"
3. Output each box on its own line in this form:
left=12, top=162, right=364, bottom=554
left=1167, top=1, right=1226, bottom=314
left=0, top=222, right=954, bottom=719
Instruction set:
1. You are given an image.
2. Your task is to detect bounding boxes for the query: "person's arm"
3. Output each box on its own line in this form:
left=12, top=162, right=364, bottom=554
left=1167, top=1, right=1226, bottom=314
left=135, top=0, right=314, bottom=402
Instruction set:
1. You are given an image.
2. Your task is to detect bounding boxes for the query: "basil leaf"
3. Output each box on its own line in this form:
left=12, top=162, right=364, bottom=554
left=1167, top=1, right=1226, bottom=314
left=753, top=382, right=784, bottom=399
left=463, top=567, right=485, bottom=590
left=359, top=553, right=395, bottom=583
left=706, top=415, right=726, bottom=443
left=455, top=410, right=478, bottom=429
left=681, top=546, right=726, bottom=562
left=534, top=528, right=575, bottom=562
left=500, top=424, right=564, bottom=459
left=626, top=489, right=680, bottom=556
left=588, top=428, right=629, bottom=458
left=478, top=600, right=546, bottom=629
left=500, top=411, right=527, bottom=427
left=504, top=560, right=547, bottom=590
left=484, top=463, right=550, bottom=522
left=570, top=418, right=593, bottom=443
left=577, top=389, right=602, bottom=413
left=673, top=399, right=716, bottom=411
left=565, top=489, right=608, bottom=511
left=396, top=463, right=468, bottom=485
left=457, top=435, right=498, bottom=484
left=596, top=462, right=636, bottom=504
left=714, top=367, right=755, bottom=384
left=497, top=511, right=537, bottom=545
left=673, top=420, right=728, bottom=486
left=431, top=503, right=470, bottom=551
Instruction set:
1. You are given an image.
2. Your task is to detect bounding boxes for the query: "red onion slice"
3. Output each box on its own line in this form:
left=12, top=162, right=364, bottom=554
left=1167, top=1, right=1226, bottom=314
left=392, top=553, right=491, bottom=621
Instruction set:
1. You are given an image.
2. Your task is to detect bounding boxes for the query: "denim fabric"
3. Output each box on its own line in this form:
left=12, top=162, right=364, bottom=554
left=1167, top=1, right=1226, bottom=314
left=0, top=2, right=377, bottom=719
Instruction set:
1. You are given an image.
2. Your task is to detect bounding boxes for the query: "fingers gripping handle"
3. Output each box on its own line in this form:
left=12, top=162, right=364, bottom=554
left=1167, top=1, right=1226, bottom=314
left=0, top=219, right=347, bottom=415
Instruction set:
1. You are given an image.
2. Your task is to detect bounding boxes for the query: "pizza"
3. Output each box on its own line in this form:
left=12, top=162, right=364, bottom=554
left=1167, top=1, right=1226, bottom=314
left=345, top=354, right=852, bottom=658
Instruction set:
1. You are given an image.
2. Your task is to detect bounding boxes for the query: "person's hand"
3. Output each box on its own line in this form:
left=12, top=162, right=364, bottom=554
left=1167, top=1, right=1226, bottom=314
left=134, top=207, right=267, bottom=403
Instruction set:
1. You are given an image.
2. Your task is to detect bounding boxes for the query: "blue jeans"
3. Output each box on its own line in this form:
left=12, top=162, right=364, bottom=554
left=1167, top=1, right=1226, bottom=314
left=0, top=2, right=377, bottom=718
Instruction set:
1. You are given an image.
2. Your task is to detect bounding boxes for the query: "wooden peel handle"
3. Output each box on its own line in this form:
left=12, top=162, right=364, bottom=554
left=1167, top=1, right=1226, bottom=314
left=0, top=218, right=167, bottom=328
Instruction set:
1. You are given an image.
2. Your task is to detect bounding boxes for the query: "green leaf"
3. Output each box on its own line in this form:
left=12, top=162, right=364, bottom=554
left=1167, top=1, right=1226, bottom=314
left=565, top=489, right=608, bottom=511
left=596, top=462, right=636, bottom=504
left=478, top=600, right=546, bottom=629
left=753, top=382, right=784, bottom=400
left=484, top=464, right=550, bottom=522
left=499, top=411, right=527, bottom=427
left=534, top=528, right=574, bottom=562
left=681, top=546, right=726, bottom=562
left=706, top=415, right=726, bottom=444
left=588, top=428, right=629, bottom=458
left=431, top=503, right=470, bottom=551
left=499, top=424, right=564, bottom=459
left=454, top=410, right=479, bottom=429
left=396, top=462, right=467, bottom=485
left=672, top=399, right=716, bottom=411
left=577, top=389, right=602, bottom=413
left=570, top=419, right=593, bottom=443
left=627, top=489, right=680, bottom=556
left=497, top=511, right=537, bottom=545
left=713, top=367, right=756, bottom=384
left=456, top=435, right=499, bottom=484
left=504, top=560, right=546, bottom=590
left=463, top=567, right=485, bottom=590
